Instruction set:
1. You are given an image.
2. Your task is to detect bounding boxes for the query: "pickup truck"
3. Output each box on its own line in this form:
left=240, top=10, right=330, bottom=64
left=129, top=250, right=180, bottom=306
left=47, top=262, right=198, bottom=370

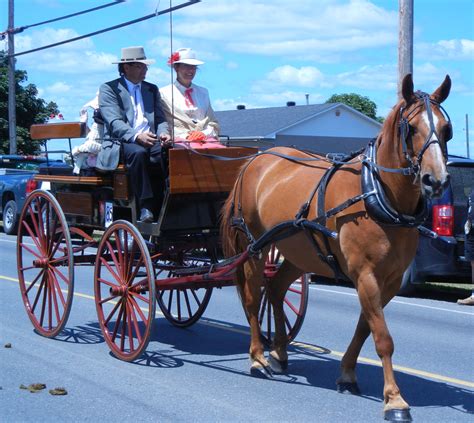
left=0, top=155, right=65, bottom=235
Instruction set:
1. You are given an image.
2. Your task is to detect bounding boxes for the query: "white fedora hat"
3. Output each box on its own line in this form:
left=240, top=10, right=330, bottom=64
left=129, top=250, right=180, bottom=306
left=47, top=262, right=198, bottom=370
left=112, top=46, right=155, bottom=65
left=167, top=48, right=204, bottom=66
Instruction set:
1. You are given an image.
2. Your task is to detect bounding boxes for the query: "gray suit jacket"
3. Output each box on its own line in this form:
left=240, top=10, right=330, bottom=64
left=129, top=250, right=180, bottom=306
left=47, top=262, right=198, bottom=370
left=96, top=77, right=169, bottom=170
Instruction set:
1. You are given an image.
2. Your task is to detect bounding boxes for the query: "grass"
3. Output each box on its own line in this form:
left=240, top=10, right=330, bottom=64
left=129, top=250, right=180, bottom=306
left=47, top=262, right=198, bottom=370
left=417, top=281, right=473, bottom=301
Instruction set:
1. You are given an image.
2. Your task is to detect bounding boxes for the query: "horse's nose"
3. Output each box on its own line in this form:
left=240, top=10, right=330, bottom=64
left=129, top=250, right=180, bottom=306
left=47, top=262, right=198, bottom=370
left=421, top=173, right=450, bottom=197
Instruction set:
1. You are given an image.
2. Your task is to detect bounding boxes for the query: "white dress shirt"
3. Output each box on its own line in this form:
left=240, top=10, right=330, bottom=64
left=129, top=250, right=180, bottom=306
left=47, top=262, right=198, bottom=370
left=124, top=77, right=151, bottom=141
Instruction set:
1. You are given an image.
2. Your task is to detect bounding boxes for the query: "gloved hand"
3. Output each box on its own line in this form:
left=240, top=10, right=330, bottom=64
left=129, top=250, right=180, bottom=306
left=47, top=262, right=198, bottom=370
left=186, top=131, right=206, bottom=142
left=72, top=140, right=102, bottom=156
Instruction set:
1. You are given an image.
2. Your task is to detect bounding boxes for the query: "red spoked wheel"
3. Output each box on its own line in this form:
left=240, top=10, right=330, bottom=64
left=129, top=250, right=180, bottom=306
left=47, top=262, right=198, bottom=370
left=260, top=244, right=309, bottom=345
left=94, top=220, right=155, bottom=362
left=155, top=248, right=214, bottom=328
left=17, top=190, right=74, bottom=337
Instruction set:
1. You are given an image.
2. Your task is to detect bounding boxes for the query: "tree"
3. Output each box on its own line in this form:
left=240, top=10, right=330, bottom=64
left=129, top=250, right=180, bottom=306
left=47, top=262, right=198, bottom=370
left=325, top=93, right=384, bottom=123
left=0, top=51, right=60, bottom=155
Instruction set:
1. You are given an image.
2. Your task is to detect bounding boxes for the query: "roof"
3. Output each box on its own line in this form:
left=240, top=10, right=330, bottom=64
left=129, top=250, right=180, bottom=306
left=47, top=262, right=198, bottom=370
left=215, top=104, right=337, bottom=138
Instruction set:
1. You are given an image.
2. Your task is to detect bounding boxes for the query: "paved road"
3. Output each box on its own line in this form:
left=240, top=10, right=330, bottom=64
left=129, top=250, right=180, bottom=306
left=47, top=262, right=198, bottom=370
left=0, top=232, right=473, bottom=422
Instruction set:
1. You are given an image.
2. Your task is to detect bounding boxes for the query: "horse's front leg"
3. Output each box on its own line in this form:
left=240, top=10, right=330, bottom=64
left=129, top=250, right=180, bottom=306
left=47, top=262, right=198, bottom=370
left=355, top=274, right=411, bottom=421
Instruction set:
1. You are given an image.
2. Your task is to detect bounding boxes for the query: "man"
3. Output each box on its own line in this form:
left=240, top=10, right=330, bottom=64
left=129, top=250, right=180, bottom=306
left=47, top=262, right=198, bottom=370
left=99, top=46, right=172, bottom=222
left=458, top=188, right=474, bottom=305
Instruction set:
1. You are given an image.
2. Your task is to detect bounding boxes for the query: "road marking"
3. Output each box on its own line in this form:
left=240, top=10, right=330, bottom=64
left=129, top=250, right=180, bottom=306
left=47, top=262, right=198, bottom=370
left=312, top=286, right=474, bottom=315
left=2, top=274, right=473, bottom=389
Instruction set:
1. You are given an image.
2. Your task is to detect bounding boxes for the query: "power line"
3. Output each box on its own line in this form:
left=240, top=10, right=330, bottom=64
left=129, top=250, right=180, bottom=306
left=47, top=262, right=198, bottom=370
left=5, top=1, right=200, bottom=57
left=1, top=1, right=126, bottom=40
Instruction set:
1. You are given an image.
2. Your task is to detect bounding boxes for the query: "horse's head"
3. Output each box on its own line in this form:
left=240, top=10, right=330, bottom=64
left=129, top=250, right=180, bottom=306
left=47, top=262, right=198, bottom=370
left=399, top=74, right=452, bottom=198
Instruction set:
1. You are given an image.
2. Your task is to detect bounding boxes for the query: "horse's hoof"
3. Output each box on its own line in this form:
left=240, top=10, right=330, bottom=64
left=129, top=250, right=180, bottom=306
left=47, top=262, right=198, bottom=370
left=384, top=408, right=412, bottom=422
left=250, top=361, right=273, bottom=379
left=336, top=382, right=361, bottom=395
left=269, top=354, right=288, bottom=374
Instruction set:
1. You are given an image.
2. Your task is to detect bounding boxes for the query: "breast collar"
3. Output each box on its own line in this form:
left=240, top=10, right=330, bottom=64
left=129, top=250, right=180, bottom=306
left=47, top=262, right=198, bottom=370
left=361, top=140, right=428, bottom=227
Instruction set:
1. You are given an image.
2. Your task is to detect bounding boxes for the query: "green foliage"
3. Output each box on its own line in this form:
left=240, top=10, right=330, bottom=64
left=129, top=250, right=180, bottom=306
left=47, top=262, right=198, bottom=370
left=0, top=51, right=59, bottom=154
left=325, top=93, right=384, bottom=123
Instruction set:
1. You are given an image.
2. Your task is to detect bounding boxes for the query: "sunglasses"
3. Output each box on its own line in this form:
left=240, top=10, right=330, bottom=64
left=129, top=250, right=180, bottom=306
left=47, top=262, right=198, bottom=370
left=126, top=63, right=148, bottom=70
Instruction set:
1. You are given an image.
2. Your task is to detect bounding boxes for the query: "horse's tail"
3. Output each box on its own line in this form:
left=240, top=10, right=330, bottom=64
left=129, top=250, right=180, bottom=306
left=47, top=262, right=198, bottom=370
left=220, top=182, right=240, bottom=258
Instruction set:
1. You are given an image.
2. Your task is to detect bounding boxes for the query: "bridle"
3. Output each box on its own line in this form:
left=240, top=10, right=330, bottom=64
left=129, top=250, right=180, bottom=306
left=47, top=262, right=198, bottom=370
left=398, top=90, right=452, bottom=176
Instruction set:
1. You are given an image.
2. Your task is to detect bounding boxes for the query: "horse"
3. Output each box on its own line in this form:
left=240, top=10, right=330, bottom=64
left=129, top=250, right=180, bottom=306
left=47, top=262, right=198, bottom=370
left=221, top=74, right=452, bottom=422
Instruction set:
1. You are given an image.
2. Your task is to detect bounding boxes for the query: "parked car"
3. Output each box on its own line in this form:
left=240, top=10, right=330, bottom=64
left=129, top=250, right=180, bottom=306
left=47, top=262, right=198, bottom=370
left=0, top=155, right=65, bottom=235
left=399, top=154, right=474, bottom=295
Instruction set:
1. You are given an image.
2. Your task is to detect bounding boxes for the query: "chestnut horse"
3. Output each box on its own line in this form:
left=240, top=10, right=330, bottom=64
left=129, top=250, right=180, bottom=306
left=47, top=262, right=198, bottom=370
left=221, top=74, right=452, bottom=421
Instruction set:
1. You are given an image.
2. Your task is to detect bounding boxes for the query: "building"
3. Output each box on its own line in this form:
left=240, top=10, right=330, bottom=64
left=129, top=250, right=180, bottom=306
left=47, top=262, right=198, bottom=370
left=215, top=102, right=382, bottom=154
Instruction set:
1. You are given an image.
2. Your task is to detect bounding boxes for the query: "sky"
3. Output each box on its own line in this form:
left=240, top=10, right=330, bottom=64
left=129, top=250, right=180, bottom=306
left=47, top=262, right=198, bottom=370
left=1, top=0, right=473, bottom=156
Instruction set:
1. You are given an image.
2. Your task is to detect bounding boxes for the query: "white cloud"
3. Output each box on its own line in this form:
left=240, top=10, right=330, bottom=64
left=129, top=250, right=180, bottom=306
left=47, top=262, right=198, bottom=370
left=267, top=65, right=324, bottom=87
left=43, top=81, right=71, bottom=95
left=334, top=64, right=397, bottom=90
left=149, top=0, right=397, bottom=62
left=417, top=39, right=474, bottom=61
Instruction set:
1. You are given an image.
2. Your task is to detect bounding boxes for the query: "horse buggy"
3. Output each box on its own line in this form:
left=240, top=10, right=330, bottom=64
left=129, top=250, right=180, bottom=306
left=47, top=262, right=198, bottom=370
left=17, top=74, right=453, bottom=422
left=16, top=120, right=310, bottom=362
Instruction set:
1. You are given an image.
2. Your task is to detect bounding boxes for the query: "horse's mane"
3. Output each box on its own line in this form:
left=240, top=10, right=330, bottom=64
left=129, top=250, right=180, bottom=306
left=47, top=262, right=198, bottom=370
left=375, top=98, right=405, bottom=148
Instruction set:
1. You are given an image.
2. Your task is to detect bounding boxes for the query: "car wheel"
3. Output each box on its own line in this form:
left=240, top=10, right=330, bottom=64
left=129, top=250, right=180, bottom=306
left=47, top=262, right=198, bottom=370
left=3, top=200, right=19, bottom=235
left=398, top=261, right=419, bottom=296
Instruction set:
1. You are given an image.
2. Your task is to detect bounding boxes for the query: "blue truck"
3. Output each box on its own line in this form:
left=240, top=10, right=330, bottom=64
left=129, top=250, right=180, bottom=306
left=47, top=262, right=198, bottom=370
left=0, top=155, right=65, bottom=235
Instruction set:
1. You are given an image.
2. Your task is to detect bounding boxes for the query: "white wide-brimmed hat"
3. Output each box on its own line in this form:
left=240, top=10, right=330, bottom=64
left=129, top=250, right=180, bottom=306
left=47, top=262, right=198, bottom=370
left=112, top=46, right=155, bottom=65
left=167, top=48, right=204, bottom=66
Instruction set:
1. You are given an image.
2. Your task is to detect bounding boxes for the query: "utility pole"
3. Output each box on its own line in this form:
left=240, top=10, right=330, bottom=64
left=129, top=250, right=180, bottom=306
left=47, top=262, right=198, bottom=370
left=466, top=114, right=470, bottom=158
left=8, top=0, right=17, bottom=154
left=398, top=0, right=413, bottom=99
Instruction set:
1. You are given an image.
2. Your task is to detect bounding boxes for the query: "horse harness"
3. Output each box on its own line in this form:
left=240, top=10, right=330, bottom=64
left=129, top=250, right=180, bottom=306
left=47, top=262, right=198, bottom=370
left=229, top=90, right=449, bottom=282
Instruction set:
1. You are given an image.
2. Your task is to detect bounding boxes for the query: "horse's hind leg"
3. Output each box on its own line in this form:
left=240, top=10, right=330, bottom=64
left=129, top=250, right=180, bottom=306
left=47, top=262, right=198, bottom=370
left=336, top=313, right=370, bottom=395
left=267, top=259, right=302, bottom=371
left=237, top=256, right=270, bottom=374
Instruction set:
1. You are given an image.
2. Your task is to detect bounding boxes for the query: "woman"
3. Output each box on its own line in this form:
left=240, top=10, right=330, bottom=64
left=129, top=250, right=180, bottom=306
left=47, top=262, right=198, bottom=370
left=160, top=48, right=222, bottom=148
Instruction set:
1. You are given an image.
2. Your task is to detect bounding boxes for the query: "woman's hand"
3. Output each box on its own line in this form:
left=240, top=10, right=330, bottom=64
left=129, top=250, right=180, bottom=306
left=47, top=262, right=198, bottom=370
left=186, top=131, right=206, bottom=142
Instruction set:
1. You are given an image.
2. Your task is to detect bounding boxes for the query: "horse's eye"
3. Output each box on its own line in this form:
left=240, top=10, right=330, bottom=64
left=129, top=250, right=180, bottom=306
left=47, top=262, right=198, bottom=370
left=409, top=126, right=417, bottom=135
left=441, top=123, right=453, bottom=142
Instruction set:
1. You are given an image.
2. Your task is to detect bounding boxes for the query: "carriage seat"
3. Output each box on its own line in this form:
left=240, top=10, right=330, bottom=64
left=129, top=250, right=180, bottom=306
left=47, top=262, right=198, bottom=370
left=30, top=122, right=129, bottom=199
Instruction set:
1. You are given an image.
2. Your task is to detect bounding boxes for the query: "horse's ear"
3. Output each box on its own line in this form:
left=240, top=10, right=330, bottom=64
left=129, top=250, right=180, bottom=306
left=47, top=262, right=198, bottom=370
left=401, top=74, right=414, bottom=104
left=431, top=75, right=451, bottom=104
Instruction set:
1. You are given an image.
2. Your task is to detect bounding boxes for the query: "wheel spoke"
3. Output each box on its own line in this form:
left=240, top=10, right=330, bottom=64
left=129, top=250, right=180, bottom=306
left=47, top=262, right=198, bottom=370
left=126, top=301, right=135, bottom=352
left=104, top=299, right=122, bottom=325
left=129, top=294, right=148, bottom=323
left=18, top=241, right=43, bottom=261
left=30, top=276, right=46, bottom=313
left=283, top=296, right=300, bottom=315
left=25, top=269, right=46, bottom=295
left=48, top=267, right=66, bottom=308
left=110, top=301, right=125, bottom=343
left=183, top=290, right=193, bottom=318
left=49, top=269, right=62, bottom=324
left=100, top=255, right=122, bottom=285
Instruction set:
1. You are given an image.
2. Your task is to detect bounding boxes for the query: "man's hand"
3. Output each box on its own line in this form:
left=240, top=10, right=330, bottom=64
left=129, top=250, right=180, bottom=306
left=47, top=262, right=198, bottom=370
left=136, top=132, right=158, bottom=148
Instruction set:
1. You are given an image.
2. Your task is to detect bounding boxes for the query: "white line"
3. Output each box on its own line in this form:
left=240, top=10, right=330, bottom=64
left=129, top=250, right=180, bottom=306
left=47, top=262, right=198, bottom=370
left=311, top=285, right=474, bottom=316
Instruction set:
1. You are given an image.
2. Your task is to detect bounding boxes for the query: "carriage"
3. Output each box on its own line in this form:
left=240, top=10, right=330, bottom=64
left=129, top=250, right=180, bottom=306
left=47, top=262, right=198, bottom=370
left=17, top=74, right=453, bottom=421
left=16, top=121, right=310, bottom=362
